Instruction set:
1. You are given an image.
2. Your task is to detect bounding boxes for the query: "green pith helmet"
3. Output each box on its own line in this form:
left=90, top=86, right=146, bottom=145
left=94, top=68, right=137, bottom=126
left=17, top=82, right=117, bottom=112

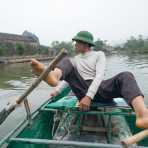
left=72, top=31, right=95, bottom=46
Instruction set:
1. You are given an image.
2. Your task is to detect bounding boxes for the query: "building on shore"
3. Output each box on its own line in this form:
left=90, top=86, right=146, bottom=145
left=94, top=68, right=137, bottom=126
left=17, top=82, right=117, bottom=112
left=0, top=31, right=40, bottom=56
left=0, top=31, right=39, bottom=47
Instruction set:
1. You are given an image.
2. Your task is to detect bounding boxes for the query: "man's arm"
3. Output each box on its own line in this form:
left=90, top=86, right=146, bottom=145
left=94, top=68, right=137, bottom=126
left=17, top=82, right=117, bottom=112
left=79, top=51, right=106, bottom=111
left=86, top=51, right=106, bottom=99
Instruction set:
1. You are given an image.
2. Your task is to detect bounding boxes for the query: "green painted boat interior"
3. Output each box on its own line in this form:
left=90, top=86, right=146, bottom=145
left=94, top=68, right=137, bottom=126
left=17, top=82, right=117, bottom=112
left=6, top=87, right=72, bottom=148
left=8, top=112, right=54, bottom=148
left=1, top=87, right=148, bottom=147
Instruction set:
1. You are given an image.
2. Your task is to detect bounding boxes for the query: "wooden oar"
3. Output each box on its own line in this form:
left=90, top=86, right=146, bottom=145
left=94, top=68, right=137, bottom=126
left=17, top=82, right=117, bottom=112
left=0, top=49, right=68, bottom=125
left=121, top=129, right=148, bottom=147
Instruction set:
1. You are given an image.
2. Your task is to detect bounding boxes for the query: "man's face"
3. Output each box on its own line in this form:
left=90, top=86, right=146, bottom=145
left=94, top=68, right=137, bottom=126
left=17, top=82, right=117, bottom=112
left=74, top=41, right=87, bottom=54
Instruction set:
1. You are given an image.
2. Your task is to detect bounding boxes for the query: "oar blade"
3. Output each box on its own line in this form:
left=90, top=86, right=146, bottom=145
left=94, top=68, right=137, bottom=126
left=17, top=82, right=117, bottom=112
left=0, top=109, right=9, bottom=125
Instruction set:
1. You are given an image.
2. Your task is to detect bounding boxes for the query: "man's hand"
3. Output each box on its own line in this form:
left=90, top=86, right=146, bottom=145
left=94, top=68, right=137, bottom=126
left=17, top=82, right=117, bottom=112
left=79, top=96, right=92, bottom=111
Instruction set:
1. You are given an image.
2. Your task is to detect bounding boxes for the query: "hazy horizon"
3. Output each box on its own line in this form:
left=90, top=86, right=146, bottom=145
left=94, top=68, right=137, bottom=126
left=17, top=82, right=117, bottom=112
left=0, top=0, right=148, bottom=46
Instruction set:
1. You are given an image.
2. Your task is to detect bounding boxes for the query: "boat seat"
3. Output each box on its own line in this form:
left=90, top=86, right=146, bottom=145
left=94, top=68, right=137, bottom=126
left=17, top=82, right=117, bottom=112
left=90, top=97, right=131, bottom=110
left=90, top=100, right=117, bottom=110
left=44, top=96, right=131, bottom=111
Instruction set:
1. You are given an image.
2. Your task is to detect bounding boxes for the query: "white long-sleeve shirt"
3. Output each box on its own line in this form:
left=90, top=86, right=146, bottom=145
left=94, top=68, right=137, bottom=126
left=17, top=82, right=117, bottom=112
left=55, top=50, right=106, bottom=99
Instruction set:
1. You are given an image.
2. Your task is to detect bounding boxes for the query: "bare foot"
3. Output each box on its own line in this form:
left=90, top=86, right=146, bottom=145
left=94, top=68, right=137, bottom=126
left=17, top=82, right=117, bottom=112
left=136, top=110, right=148, bottom=128
left=30, top=58, right=58, bottom=86
left=30, top=58, right=44, bottom=75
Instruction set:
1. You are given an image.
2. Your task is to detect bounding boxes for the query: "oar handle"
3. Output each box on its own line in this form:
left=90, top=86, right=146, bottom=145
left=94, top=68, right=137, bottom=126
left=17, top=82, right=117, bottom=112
left=121, top=129, right=148, bottom=147
left=0, top=107, right=15, bottom=125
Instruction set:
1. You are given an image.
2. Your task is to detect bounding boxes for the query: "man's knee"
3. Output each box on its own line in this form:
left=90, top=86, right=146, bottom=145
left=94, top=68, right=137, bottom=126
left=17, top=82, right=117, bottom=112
left=56, top=57, right=74, bottom=79
left=117, top=71, right=135, bottom=80
left=59, top=57, right=73, bottom=68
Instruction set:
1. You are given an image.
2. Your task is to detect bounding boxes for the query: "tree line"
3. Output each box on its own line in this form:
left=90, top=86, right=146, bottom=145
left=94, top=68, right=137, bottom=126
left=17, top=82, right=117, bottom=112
left=1, top=35, right=147, bottom=57
left=0, top=39, right=107, bottom=57
left=50, top=39, right=107, bottom=56
left=0, top=43, right=49, bottom=56
left=114, top=35, right=148, bottom=53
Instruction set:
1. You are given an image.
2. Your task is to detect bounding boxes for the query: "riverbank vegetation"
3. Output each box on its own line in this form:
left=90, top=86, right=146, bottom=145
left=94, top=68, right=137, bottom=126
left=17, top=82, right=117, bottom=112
left=114, top=35, right=148, bottom=54
left=0, top=39, right=107, bottom=57
left=1, top=34, right=148, bottom=58
left=50, top=39, right=108, bottom=56
left=0, top=43, right=49, bottom=57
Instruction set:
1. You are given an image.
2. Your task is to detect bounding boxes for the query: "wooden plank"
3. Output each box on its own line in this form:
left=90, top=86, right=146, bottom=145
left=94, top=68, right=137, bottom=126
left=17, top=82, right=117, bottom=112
left=71, top=125, right=106, bottom=132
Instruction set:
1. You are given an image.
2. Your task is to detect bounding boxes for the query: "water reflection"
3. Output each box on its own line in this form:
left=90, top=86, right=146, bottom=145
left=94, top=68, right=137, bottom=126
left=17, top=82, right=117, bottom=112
left=0, top=63, right=32, bottom=89
left=0, top=62, right=53, bottom=139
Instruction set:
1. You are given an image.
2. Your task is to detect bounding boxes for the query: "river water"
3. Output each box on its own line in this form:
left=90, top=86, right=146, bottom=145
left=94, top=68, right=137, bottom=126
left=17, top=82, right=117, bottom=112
left=0, top=52, right=148, bottom=139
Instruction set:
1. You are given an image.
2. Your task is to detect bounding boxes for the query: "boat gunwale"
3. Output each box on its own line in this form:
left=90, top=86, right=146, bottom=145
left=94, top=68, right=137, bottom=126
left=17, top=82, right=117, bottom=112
left=0, top=98, right=51, bottom=147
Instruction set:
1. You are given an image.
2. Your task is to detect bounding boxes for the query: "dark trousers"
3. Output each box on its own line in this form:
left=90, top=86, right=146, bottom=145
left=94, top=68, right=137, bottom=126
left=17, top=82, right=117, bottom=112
left=56, top=57, right=144, bottom=105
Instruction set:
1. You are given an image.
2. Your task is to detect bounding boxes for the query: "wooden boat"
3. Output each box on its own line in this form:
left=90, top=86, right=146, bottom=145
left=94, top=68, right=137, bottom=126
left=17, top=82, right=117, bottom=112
left=0, top=87, right=148, bottom=148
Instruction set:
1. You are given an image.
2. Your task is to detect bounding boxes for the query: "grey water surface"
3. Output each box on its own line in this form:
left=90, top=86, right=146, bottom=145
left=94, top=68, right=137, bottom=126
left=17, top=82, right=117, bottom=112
left=0, top=52, right=148, bottom=139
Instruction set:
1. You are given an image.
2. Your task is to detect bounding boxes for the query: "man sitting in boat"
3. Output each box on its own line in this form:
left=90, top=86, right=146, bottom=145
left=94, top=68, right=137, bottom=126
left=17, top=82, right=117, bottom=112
left=31, top=31, right=148, bottom=129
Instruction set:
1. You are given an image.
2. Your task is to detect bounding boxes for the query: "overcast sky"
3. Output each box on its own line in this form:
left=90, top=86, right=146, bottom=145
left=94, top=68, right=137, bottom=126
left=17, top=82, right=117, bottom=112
left=0, top=0, right=148, bottom=45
